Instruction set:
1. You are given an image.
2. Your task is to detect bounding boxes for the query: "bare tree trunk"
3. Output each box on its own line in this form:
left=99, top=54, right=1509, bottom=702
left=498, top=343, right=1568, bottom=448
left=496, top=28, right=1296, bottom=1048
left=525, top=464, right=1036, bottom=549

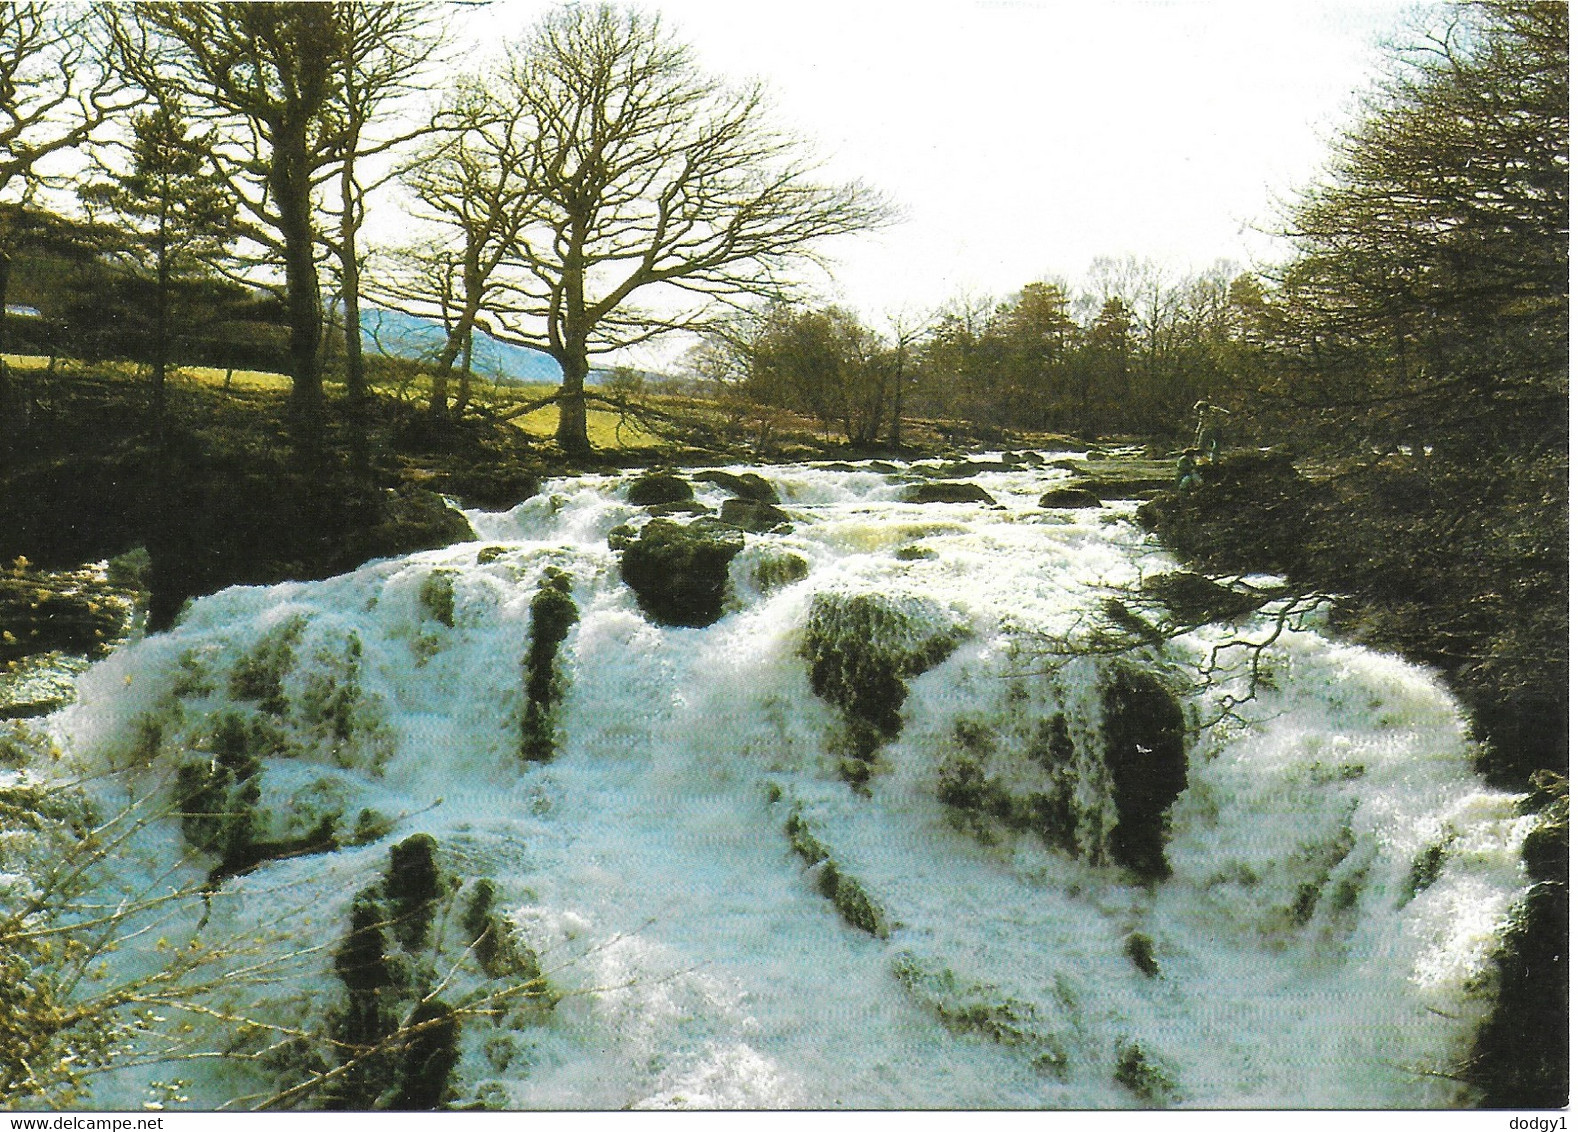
left=0, top=248, right=12, bottom=462
left=554, top=348, right=590, bottom=456
left=273, top=122, right=325, bottom=449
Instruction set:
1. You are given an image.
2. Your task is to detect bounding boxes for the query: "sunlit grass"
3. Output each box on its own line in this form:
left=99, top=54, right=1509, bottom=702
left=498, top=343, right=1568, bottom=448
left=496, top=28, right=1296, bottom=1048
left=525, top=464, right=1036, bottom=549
left=3, top=354, right=292, bottom=391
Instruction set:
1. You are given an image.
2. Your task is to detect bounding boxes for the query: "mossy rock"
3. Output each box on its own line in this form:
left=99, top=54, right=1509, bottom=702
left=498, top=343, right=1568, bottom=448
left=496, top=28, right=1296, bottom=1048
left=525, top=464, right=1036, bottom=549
left=521, top=568, right=579, bottom=762
left=903, top=482, right=996, bottom=505
left=718, top=497, right=791, bottom=532
left=1038, top=487, right=1103, bottom=509
left=1114, top=1041, right=1180, bottom=1104
left=939, top=459, right=1015, bottom=476
left=1138, top=571, right=1267, bottom=623
left=895, top=544, right=937, bottom=561
left=802, top=591, right=967, bottom=759
left=387, top=833, right=442, bottom=950
left=619, top=518, right=744, bottom=627
left=817, top=860, right=889, bottom=938
left=1124, top=933, right=1160, bottom=978
left=694, top=469, right=780, bottom=503
left=346, top=488, right=476, bottom=567
left=626, top=472, right=693, bottom=507
left=1102, top=667, right=1187, bottom=879
left=440, top=464, right=540, bottom=510
left=0, top=562, right=137, bottom=664
left=751, top=551, right=810, bottom=591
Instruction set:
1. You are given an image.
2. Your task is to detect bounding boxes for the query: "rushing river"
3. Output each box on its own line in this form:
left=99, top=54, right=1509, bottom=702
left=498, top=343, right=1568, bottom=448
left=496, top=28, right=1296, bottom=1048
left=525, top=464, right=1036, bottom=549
left=47, top=455, right=1531, bottom=1109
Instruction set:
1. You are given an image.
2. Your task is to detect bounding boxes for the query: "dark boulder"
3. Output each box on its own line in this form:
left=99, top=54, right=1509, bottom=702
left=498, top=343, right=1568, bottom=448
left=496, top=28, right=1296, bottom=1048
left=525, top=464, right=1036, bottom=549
left=521, top=568, right=579, bottom=762
left=1101, top=667, right=1187, bottom=879
left=802, top=591, right=966, bottom=764
left=694, top=469, right=780, bottom=504
left=1038, top=487, right=1104, bottom=509
left=345, top=487, right=476, bottom=569
left=903, top=482, right=996, bottom=505
left=1138, top=571, right=1268, bottom=623
left=619, top=518, right=744, bottom=627
left=718, top=497, right=791, bottom=532
left=626, top=472, right=694, bottom=507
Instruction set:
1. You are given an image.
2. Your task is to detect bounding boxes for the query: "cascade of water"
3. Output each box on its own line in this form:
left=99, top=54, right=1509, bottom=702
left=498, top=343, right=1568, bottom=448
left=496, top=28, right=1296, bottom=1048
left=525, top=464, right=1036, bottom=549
left=42, top=456, right=1531, bottom=1110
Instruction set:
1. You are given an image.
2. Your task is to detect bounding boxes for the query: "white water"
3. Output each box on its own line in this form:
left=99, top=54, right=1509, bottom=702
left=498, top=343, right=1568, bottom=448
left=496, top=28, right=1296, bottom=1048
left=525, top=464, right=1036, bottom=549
left=44, top=456, right=1531, bottom=1110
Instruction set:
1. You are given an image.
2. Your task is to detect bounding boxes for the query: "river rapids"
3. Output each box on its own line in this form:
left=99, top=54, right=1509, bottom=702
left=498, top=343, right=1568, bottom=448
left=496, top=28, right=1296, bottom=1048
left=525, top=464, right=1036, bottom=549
left=26, top=454, right=1533, bottom=1109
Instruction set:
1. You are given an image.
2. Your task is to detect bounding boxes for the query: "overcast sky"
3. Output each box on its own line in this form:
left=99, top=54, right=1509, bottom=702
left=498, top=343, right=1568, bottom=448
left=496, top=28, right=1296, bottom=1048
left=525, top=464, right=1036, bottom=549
left=442, top=0, right=1423, bottom=345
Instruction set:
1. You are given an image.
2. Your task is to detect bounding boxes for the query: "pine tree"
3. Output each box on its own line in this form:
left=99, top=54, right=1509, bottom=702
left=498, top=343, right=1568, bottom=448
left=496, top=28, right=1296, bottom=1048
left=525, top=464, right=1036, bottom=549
left=79, top=101, right=235, bottom=438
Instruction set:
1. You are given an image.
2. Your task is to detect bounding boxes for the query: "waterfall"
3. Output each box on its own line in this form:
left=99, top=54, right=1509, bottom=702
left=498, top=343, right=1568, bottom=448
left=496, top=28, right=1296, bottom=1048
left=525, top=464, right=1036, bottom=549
left=38, top=456, right=1531, bottom=1109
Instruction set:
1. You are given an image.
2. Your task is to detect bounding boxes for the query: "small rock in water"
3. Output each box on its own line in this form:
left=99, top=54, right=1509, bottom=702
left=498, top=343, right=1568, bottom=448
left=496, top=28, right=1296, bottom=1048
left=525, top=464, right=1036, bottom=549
left=903, top=482, right=996, bottom=505
left=1038, top=488, right=1104, bottom=509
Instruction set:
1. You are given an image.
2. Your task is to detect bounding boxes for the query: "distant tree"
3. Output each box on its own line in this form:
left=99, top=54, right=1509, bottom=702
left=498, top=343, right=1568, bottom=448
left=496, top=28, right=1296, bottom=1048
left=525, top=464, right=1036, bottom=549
left=79, top=101, right=236, bottom=436
left=468, top=4, right=890, bottom=455
left=1079, top=295, right=1133, bottom=430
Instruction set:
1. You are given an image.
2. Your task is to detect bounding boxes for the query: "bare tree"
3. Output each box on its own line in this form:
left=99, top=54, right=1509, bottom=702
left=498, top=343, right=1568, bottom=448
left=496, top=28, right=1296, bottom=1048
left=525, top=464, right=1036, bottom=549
left=0, top=2, right=138, bottom=455
left=317, top=2, right=445, bottom=410
left=472, top=4, right=891, bottom=455
left=374, top=77, right=538, bottom=420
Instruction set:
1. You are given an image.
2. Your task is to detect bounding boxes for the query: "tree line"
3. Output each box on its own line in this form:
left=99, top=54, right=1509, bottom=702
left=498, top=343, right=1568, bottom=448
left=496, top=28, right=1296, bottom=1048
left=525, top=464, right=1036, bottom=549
left=694, top=259, right=1272, bottom=444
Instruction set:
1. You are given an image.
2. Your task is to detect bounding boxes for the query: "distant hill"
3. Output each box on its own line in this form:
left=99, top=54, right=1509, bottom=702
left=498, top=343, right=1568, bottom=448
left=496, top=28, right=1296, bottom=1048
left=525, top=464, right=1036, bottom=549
left=361, top=307, right=563, bottom=385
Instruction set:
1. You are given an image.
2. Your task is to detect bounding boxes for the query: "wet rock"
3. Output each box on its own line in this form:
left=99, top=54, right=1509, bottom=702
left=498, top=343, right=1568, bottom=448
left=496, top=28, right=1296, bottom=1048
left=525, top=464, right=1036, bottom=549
left=520, top=568, right=579, bottom=762
left=626, top=472, right=694, bottom=507
left=802, top=591, right=967, bottom=761
left=646, top=500, right=711, bottom=517
left=750, top=551, right=809, bottom=591
left=619, top=518, right=745, bottom=627
left=693, top=469, right=780, bottom=503
left=718, top=497, right=791, bottom=532
left=349, top=487, right=477, bottom=567
left=903, top=482, right=996, bottom=505
left=1468, top=772, right=1569, bottom=1105
left=1038, top=487, right=1104, bottom=509
left=393, top=1000, right=461, bottom=1111
left=940, top=459, right=1015, bottom=476
left=866, top=461, right=900, bottom=473
left=1102, top=667, right=1187, bottom=879
left=1138, top=571, right=1268, bottom=623
left=0, top=653, right=89, bottom=720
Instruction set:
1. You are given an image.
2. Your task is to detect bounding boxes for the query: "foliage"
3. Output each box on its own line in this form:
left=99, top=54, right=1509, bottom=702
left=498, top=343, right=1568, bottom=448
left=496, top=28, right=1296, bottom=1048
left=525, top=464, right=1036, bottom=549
left=77, top=100, right=237, bottom=428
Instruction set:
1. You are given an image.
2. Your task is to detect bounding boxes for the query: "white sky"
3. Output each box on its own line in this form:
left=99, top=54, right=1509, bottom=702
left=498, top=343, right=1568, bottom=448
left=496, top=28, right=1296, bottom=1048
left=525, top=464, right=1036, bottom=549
left=436, top=0, right=1423, bottom=355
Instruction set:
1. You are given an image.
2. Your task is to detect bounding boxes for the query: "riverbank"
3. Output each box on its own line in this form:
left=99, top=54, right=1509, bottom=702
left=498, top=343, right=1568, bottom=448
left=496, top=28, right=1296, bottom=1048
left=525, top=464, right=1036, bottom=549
left=1136, top=447, right=1567, bottom=1108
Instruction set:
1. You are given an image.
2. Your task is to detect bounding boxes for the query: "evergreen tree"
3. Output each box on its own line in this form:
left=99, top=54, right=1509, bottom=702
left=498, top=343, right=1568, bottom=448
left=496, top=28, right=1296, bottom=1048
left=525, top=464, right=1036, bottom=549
left=79, top=101, right=235, bottom=436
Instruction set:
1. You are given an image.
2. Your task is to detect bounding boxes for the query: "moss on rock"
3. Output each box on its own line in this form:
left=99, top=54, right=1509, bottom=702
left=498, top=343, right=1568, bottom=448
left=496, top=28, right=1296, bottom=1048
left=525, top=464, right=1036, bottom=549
left=619, top=519, right=744, bottom=627
left=1102, top=667, right=1187, bottom=879
left=802, top=591, right=967, bottom=764
left=521, top=568, right=579, bottom=762
left=626, top=472, right=693, bottom=507
left=903, top=481, right=996, bottom=505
